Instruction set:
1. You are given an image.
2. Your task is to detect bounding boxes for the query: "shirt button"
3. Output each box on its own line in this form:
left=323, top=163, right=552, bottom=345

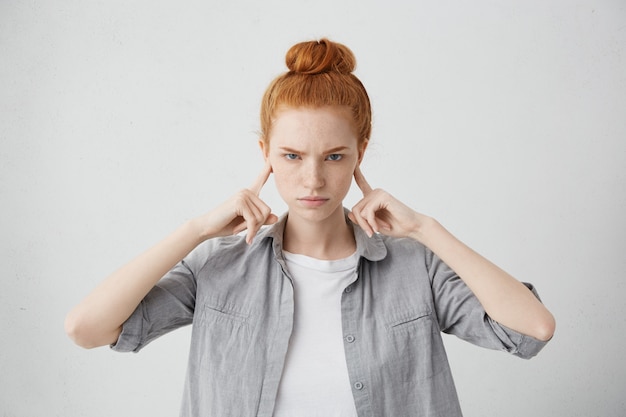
left=345, top=286, right=353, bottom=293
left=345, top=335, right=355, bottom=343
left=354, top=382, right=364, bottom=390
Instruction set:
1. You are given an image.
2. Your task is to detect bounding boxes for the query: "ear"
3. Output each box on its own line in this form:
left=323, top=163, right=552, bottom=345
left=357, top=139, right=369, bottom=164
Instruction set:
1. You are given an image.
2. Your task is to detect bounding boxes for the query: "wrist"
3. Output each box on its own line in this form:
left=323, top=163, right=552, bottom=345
left=408, top=215, right=440, bottom=245
left=185, top=217, right=213, bottom=245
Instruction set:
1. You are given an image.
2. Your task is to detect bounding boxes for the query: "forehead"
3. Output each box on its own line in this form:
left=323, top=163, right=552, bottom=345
left=269, top=106, right=358, bottom=149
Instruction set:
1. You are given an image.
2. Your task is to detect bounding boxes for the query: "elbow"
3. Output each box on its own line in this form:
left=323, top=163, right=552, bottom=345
left=534, top=313, right=556, bottom=342
left=64, top=311, right=103, bottom=349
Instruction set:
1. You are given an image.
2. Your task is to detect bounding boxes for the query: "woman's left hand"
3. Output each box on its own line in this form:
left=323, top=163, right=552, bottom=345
left=349, top=167, right=555, bottom=341
left=348, top=166, right=430, bottom=241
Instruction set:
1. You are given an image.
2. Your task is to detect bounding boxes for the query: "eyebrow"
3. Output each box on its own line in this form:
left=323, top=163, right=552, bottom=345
left=278, top=146, right=350, bottom=154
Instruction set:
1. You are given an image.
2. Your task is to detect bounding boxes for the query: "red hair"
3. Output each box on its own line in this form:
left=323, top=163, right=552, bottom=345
left=260, top=39, right=372, bottom=145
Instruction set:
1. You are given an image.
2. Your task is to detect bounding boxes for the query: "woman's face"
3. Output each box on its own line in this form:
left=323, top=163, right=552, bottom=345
left=261, top=106, right=366, bottom=225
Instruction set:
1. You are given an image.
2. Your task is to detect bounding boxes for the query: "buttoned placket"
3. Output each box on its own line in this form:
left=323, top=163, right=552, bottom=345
left=266, top=212, right=384, bottom=416
left=259, top=243, right=297, bottom=417
left=340, top=260, right=373, bottom=416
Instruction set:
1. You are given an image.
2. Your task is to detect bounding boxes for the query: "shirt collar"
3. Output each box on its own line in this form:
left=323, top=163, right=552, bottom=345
left=258, top=208, right=387, bottom=262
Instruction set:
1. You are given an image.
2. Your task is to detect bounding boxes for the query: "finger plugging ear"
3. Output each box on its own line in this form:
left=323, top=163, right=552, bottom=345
left=250, top=160, right=272, bottom=196
left=241, top=162, right=277, bottom=244
left=353, top=165, right=373, bottom=195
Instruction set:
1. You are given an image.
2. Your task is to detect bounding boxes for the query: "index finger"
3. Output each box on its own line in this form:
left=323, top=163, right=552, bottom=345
left=354, top=165, right=373, bottom=195
left=249, top=159, right=272, bottom=195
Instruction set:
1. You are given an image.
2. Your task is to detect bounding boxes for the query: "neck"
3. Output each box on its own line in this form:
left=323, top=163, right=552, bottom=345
left=283, top=208, right=356, bottom=260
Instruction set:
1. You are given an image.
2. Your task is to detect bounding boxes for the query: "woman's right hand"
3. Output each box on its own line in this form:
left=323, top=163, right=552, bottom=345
left=65, top=160, right=278, bottom=348
left=193, top=160, right=278, bottom=244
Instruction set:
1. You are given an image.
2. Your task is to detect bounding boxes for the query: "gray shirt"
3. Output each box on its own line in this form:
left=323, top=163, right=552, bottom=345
left=112, top=212, right=548, bottom=416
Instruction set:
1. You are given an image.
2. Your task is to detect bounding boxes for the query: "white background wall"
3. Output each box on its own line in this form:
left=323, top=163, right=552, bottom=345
left=1, top=1, right=625, bottom=416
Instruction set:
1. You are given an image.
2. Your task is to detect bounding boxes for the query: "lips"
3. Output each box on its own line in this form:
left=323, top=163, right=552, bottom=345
left=298, top=196, right=329, bottom=207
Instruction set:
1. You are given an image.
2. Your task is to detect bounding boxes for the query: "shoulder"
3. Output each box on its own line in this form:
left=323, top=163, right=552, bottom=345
left=372, top=234, right=441, bottom=276
left=379, top=235, right=430, bottom=259
left=185, top=232, right=273, bottom=272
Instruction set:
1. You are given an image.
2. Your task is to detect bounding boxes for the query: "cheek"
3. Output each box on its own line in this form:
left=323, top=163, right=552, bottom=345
left=269, top=160, right=294, bottom=195
left=329, top=165, right=356, bottom=193
left=273, top=171, right=290, bottom=191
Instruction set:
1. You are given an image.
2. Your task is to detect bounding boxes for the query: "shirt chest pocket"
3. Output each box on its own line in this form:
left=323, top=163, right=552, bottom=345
left=387, top=309, right=437, bottom=335
left=195, top=299, right=252, bottom=342
left=191, top=300, right=255, bottom=374
left=383, top=309, right=448, bottom=381
left=201, top=303, right=249, bottom=327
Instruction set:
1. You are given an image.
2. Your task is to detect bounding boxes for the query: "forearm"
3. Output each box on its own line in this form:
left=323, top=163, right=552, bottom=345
left=412, top=218, right=555, bottom=341
left=65, top=220, right=204, bottom=348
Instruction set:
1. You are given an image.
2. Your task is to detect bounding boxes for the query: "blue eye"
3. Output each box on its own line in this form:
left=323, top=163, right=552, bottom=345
left=327, top=154, right=343, bottom=161
left=285, top=153, right=299, bottom=160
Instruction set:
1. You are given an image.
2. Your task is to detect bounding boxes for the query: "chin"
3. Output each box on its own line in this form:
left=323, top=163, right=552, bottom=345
left=288, top=202, right=344, bottom=223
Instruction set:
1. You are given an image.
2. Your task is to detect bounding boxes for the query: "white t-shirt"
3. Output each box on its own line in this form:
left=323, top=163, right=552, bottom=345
left=273, top=251, right=359, bottom=417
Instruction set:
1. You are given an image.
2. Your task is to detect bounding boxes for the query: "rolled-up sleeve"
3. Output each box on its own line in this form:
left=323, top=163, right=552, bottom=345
left=111, top=259, right=197, bottom=353
left=427, top=249, right=548, bottom=359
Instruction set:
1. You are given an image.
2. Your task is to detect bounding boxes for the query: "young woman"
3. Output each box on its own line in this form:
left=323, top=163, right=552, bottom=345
left=65, top=39, right=555, bottom=417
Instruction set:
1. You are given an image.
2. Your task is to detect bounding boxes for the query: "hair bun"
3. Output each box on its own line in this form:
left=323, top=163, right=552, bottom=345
left=285, top=38, right=356, bottom=75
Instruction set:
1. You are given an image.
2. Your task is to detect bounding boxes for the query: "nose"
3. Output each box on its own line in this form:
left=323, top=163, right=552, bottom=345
left=302, top=160, right=325, bottom=190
